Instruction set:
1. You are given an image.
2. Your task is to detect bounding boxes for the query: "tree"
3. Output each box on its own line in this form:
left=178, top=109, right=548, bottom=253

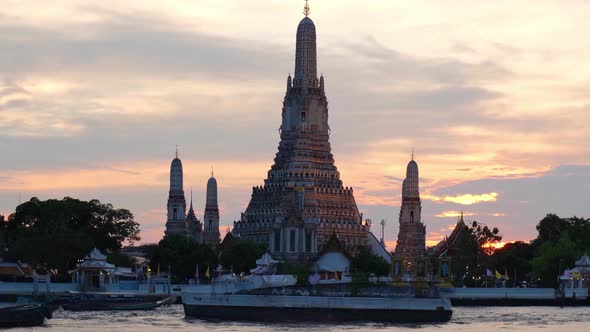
left=530, top=215, right=590, bottom=287
left=443, top=221, right=502, bottom=284
left=531, top=233, right=578, bottom=288
left=534, top=213, right=569, bottom=245
left=5, top=197, right=140, bottom=277
left=350, top=247, right=390, bottom=278
left=219, top=241, right=267, bottom=274
left=489, top=241, right=533, bottom=283
left=470, top=221, right=502, bottom=255
left=145, top=235, right=217, bottom=283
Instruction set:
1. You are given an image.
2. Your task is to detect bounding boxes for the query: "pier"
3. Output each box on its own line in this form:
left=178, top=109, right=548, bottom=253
left=440, top=287, right=589, bottom=306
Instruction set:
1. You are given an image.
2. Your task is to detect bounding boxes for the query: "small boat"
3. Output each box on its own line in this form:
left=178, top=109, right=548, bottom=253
left=61, top=293, right=176, bottom=311
left=0, top=303, right=54, bottom=327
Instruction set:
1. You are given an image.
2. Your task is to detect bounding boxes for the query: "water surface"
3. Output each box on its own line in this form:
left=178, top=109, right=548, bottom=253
left=10, top=305, right=590, bottom=331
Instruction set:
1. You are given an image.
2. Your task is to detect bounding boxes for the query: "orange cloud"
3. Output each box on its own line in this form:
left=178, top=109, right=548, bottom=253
left=434, top=211, right=476, bottom=218
left=427, top=192, right=498, bottom=205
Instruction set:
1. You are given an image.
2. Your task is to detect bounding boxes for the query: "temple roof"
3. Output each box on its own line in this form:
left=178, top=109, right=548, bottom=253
left=575, top=255, right=590, bottom=267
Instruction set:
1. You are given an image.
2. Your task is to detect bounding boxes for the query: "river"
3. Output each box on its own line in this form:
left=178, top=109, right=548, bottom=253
left=10, top=305, right=590, bottom=331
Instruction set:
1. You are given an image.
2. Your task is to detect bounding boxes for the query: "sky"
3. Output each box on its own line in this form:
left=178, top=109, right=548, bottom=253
left=0, top=0, right=589, bottom=250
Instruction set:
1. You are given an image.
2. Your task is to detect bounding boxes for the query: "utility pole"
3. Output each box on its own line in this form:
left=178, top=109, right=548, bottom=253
left=380, top=219, right=386, bottom=246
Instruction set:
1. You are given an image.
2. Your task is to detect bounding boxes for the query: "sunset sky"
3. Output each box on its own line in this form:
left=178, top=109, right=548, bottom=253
left=1, top=0, right=588, bottom=249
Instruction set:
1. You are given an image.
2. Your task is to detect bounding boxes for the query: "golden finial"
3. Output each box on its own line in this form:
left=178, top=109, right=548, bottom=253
left=175, top=145, right=178, bottom=158
left=211, top=166, right=214, bottom=177
left=411, top=147, right=414, bottom=161
left=303, top=0, right=310, bottom=17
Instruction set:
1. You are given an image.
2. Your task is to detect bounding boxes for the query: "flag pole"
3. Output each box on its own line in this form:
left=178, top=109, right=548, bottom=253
left=514, top=267, right=517, bottom=288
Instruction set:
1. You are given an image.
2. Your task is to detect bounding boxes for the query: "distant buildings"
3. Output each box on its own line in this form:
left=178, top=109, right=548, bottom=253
left=163, top=150, right=220, bottom=247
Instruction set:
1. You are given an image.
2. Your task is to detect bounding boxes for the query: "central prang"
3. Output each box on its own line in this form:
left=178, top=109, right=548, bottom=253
left=233, top=11, right=370, bottom=263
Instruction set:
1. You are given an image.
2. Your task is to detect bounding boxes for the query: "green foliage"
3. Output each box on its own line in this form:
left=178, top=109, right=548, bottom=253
left=350, top=247, right=390, bottom=277
left=531, top=233, right=579, bottom=287
left=489, top=241, right=533, bottom=282
left=6, top=197, right=140, bottom=276
left=145, top=235, right=217, bottom=283
left=470, top=220, right=502, bottom=256
left=534, top=213, right=569, bottom=245
left=219, top=241, right=267, bottom=274
left=279, top=263, right=311, bottom=286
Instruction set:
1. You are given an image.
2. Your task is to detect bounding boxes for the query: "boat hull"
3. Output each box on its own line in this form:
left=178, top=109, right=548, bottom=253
left=183, top=294, right=452, bottom=323
left=0, top=304, right=51, bottom=327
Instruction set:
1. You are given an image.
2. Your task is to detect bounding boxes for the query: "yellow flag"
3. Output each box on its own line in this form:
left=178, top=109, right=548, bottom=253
left=504, top=268, right=510, bottom=281
left=205, top=266, right=210, bottom=279
left=495, top=269, right=502, bottom=280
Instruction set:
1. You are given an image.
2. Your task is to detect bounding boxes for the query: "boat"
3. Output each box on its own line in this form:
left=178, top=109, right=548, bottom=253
left=183, top=292, right=452, bottom=323
left=0, top=303, right=54, bottom=327
left=61, top=292, right=177, bottom=311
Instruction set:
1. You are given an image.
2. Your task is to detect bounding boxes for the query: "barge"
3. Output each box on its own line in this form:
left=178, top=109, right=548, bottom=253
left=183, top=292, right=452, bottom=323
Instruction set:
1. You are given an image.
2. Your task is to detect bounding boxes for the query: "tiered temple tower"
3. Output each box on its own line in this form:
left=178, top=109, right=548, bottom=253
left=202, top=173, right=220, bottom=246
left=186, top=189, right=203, bottom=243
left=234, top=5, right=370, bottom=262
left=165, top=149, right=187, bottom=236
left=395, top=154, right=427, bottom=275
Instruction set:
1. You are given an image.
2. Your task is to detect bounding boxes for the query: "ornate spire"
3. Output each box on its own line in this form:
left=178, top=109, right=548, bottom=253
left=411, top=147, right=415, bottom=161
left=294, top=1, right=317, bottom=88
left=303, top=0, right=310, bottom=17
left=190, top=187, right=194, bottom=209
left=175, top=145, right=178, bottom=158
left=211, top=166, right=214, bottom=178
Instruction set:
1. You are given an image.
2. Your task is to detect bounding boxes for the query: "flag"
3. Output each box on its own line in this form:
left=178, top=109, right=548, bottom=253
left=504, top=268, right=510, bottom=281
left=157, top=263, right=160, bottom=277
left=205, top=265, right=210, bottom=279
left=195, top=264, right=199, bottom=279
left=495, top=269, right=502, bottom=279
left=486, top=269, right=493, bottom=277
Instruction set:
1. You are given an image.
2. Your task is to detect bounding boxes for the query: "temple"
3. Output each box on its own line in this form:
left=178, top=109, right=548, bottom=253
left=165, top=148, right=187, bottom=236
left=202, top=172, right=221, bottom=247
left=186, top=189, right=203, bottom=242
left=233, top=6, right=370, bottom=262
left=394, top=154, right=427, bottom=275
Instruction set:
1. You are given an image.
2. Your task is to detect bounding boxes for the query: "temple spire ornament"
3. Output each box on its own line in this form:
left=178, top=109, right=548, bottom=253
left=303, top=0, right=310, bottom=17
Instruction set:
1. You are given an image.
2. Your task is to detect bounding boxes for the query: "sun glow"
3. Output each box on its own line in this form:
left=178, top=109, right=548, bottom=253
left=482, top=241, right=509, bottom=251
